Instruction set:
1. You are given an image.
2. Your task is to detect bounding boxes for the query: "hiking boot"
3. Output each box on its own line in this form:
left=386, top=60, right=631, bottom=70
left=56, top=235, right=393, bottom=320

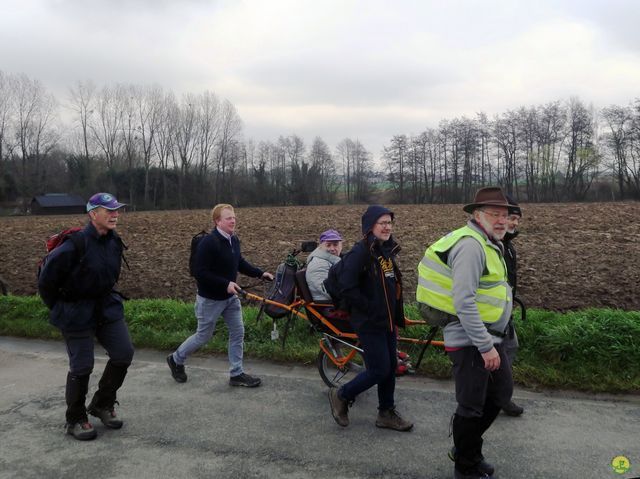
left=449, top=447, right=495, bottom=476
left=328, top=388, right=349, bottom=427
left=375, top=408, right=413, bottom=431
left=65, top=421, right=97, bottom=441
left=229, top=372, right=261, bottom=387
left=167, top=354, right=187, bottom=383
left=454, top=466, right=492, bottom=479
left=502, top=400, right=524, bottom=416
left=88, top=403, right=123, bottom=429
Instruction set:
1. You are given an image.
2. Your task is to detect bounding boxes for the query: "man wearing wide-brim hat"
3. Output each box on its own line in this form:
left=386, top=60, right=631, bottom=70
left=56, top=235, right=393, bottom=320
left=416, top=186, right=516, bottom=479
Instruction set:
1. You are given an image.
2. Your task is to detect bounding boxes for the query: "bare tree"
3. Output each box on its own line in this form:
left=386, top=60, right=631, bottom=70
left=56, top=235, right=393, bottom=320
left=0, top=71, right=13, bottom=196
left=384, top=134, right=408, bottom=202
left=195, top=91, right=221, bottom=200
left=214, top=100, right=242, bottom=203
left=151, top=91, right=178, bottom=207
left=90, top=84, right=125, bottom=171
left=11, top=74, right=59, bottom=208
left=174, top=94, right=199, bottom=207
left=131, top=84, right=163, bottom=206
left=564, top=98, right=599, bottom=200
left=601, top=104, right=632, bottom=199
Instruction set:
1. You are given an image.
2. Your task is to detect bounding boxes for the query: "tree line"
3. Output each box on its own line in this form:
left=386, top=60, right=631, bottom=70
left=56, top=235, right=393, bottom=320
left=1, top=70, right=638, bottom=211
left=383, top=98, right=640, bottom=203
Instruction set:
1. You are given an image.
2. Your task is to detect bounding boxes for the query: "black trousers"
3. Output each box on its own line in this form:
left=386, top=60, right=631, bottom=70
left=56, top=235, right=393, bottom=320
left=448, top=344, right=513, bottom=471
left=63, top=318, right=134, bottom=423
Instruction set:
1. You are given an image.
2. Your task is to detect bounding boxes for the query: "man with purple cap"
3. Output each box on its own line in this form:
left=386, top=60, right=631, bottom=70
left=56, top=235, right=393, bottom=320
left=38, top=192, right=133, bottom=441
left=417, top=186, right=516, bottom=479
left=305, top=229, right=344, bottom=302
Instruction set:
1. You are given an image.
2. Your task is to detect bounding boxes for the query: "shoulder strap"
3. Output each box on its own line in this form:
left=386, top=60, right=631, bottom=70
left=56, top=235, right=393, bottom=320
left=113, top=232, right=130, bottom=270
left=68, top=231, right=86, bottom=263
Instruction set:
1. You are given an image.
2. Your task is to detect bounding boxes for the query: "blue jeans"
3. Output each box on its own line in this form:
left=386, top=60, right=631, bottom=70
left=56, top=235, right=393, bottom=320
left=173, top=295, right=245, bottom=376
left=339, top=329, right=397, bottom=410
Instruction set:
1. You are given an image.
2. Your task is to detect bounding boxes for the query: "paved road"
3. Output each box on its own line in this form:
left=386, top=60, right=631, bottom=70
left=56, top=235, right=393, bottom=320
left=1, top=336, right=638, bottom=479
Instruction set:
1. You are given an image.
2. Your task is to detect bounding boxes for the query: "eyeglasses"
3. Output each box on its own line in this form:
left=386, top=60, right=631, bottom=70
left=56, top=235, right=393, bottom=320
left=479, top=210, right=508, bottom=220
left=507, top=215, right=521, bottom=222
left=376, top=220, right=394, bottom=227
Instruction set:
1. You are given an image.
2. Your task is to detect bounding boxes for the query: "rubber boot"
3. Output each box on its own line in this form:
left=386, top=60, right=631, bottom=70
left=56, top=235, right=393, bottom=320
left=87, top=361, right=128, bottom=429
left=452, top=414, right=494, bottom=477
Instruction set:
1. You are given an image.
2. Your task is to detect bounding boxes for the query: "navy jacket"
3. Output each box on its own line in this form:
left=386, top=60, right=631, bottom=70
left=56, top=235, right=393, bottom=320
left=338, top=205, right=405, bottom=333
left=38, top=223, right=125, bottom=332
left=194, top=229, right=263, bottom=300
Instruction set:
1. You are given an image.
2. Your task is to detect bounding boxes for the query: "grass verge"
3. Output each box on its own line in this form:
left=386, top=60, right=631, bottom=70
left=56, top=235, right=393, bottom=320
left=1, top=295, right=638, bottom=393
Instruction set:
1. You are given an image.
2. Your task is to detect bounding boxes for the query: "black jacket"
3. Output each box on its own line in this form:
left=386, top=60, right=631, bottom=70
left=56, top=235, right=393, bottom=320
left=194, top=229, right=263, bottom=300
left=338, top=205, right=405, bottom=333
left=503, top=231, right=518, bottom=295
left=38, top=222, right=125, bottom=332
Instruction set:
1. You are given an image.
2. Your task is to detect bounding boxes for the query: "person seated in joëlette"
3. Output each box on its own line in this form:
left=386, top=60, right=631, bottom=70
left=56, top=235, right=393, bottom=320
left=305, top=229, right=349, bottom=320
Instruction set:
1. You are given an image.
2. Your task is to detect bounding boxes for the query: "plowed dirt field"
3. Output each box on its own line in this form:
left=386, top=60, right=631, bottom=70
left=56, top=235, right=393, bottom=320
left=2, top=203, right=638, bottom=311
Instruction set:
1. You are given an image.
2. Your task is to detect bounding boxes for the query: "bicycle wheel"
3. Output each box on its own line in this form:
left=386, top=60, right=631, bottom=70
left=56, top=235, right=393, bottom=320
left=317, top=340, right=365, bottom=388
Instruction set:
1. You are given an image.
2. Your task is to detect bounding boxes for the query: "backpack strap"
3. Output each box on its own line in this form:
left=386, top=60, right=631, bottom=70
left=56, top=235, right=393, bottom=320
left=114, top=233, right=130, bottom=270
left=68, top=231, right=87, bottom=265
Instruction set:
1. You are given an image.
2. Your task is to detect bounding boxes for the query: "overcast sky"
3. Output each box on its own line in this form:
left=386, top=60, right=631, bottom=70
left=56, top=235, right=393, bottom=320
left=1, top=0, right=639, bottom=161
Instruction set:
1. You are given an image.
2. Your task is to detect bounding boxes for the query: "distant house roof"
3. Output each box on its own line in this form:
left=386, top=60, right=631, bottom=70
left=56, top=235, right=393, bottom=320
left=32, top=194, right=85, bottom=208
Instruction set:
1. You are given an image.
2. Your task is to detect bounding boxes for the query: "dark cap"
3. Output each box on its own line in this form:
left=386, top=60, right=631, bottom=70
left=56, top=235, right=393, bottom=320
left=505, top=194, right=522, bottom=217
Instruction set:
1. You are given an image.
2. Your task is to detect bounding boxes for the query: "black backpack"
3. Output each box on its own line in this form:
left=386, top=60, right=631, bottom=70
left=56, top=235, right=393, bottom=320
left=323, top=247, right=366, bottom=311
left=189, top=231, right=221, bottom=277
left=262, top=261, right=298, bottom=319
left=189, top=231, right=207, bottom=277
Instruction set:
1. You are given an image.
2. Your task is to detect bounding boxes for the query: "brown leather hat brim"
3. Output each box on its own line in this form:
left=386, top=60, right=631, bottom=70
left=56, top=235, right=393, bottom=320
left=463, top=201, right=514, bottom=214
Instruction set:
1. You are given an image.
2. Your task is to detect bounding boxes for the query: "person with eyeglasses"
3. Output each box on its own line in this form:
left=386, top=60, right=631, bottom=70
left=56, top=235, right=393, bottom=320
left=416, top=186, right=516, bottom=479
left=328, top=205, right=413, bottom=432
left=501, top=195, right=524, bottom=417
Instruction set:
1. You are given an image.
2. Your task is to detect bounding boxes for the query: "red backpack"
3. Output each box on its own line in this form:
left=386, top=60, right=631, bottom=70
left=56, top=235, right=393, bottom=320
left=37, top=227, right=86, bottom=279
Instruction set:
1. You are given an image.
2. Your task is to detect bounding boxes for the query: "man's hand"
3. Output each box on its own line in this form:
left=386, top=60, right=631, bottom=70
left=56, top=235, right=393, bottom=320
left=227, top=281, right=241, bottom=295
left=481, top=347, right=501, bottom=371
left=262, top=272, right=274, bottom=281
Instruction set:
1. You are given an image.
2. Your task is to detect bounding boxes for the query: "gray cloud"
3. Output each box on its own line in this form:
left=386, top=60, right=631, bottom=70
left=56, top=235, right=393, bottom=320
left=1, top=0, right=639, bottom=160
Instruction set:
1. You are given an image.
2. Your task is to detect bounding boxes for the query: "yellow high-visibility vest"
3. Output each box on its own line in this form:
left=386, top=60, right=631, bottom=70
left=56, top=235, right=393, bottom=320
left=416, top=225, right=510, bottom=323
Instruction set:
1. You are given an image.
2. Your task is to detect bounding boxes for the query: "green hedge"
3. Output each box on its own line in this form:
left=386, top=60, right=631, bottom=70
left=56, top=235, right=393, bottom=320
left=0, top=295, right=638, bottom=393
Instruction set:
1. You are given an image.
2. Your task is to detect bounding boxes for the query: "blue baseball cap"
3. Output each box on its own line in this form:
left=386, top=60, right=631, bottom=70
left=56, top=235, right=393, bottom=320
left=86, top=192, right=126, bottom=212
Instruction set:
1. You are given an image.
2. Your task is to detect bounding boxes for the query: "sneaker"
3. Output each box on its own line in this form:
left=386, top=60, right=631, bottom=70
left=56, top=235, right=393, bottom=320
left=88, top=404, right=123, bottom=429
left=65, top=421, right=97, bottom=441
left=229, top=372, right=261, bottom=387
left=167, top=354, right=187, bottom=383
left=502, top=400, right=524, bottom=417
left=328, top=388, right=349, bottom=427
left=449, top=447, right=495, bottom=476
left=375, top=408, right=413, bottom=431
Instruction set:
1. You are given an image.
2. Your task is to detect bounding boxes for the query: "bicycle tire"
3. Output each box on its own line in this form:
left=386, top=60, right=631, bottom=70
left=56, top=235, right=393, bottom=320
left=317, top=341, right=365, bottom=388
